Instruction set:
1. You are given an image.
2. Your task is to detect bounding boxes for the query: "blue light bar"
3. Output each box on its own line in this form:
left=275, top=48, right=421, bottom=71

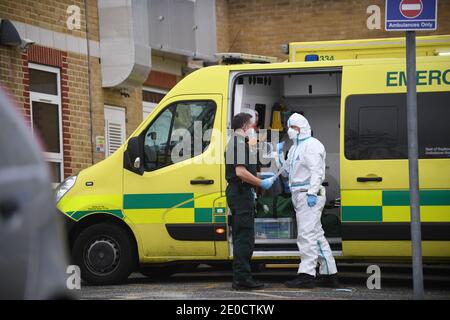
left=305, top=54, right=319, bottom=61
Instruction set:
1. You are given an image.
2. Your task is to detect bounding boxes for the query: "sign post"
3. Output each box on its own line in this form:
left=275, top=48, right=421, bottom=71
left=385, top=0, right=438, bottom=300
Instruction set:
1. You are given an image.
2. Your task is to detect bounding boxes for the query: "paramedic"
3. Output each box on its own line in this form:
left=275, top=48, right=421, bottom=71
left=276, top=113, right=338, bottom=288
left=225, top=112, right=275, bottom=290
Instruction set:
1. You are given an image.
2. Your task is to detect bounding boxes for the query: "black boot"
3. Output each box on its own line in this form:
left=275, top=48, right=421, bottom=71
left=315, top=273, right=339, bottom=288
left=284, top=273, right=315, bottom=289
left=232, top=278, right=265, bottom=291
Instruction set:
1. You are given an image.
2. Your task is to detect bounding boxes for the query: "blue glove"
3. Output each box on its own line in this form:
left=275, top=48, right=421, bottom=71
left=260, top=177, right=275, bottom=190
left=307, top=194, right=317, bottom=207
left=276, top=141, right=285, bottom=154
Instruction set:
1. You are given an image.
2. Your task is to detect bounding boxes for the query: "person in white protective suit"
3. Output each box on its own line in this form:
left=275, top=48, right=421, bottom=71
left=276, top=113, right=339, bottom=288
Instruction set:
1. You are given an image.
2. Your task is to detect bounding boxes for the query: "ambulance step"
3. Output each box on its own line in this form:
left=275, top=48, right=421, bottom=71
left=252, top=250, right=343, bottom=257
left=254, top=242, right=342, bottom=252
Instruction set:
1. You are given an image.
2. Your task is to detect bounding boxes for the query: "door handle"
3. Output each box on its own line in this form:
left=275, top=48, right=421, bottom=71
left=357, top=177, right=382, bottom=182
left=190, top=179, right=214, bottom=185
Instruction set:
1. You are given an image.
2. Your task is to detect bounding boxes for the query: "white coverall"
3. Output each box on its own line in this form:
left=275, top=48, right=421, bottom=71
left=278, top=113, right=337, bottom=277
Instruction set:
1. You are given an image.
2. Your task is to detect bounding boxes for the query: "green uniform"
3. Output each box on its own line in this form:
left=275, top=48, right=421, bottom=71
left=225, top=134, right=257, bottom=283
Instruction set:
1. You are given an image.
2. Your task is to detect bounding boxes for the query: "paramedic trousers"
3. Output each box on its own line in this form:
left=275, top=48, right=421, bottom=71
left=231, top=211, right=255, bottom=283
left=292, top=189, right=338, bottom=277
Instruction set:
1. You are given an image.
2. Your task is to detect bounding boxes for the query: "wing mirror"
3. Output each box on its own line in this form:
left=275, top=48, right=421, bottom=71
left=124, top=136, right=144, bottom=175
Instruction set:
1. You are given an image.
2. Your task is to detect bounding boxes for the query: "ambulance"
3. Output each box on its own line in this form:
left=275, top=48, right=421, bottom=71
left=56, top=35, right=450, bottom=284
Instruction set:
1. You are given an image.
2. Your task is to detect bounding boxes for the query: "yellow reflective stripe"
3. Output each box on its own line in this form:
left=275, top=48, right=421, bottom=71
left=165, top=208, right=195, bottom=223
left=125, top=208, right=195, bottom=224
left=383, top=206, right=450, bottom=222
left=343, top=241, right=450, bottom=257
left=193, top=192, right=222, bottom=208
left=422, top=206, right=450, bottom=222
left=125, top=209, right=163, bottom=224
left=341, top=190, right=382, bottom=206
left=58, top=194, right=122, bottom=212
left=382, top=206, right=409, bottom=222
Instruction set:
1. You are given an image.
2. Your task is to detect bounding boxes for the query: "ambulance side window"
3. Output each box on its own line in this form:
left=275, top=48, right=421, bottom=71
left=345, top=94, right=408, bottom=160
left=143, top=106, right=175, bottom=171
left=417, top=92, right=450, bottom=159
left=143, top=100, right=216, bottom=171
left=345, top=92, right=450, bottom=160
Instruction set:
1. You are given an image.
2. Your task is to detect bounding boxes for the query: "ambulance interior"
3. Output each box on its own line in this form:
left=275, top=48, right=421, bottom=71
left=231, top=70, right=343, bottom=255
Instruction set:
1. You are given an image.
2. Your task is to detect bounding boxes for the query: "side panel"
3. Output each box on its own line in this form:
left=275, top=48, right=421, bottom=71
left=340, top=58, right=450, bottom=258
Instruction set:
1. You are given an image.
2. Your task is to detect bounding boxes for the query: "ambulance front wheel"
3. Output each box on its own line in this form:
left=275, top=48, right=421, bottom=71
left=72, top=223, right=135, bottom=285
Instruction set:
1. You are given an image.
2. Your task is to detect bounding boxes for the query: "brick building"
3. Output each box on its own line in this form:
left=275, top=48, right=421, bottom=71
left=0, top=0, right=195, bottom=184
left=1, top=0, right=449, bottom=184
left=216, top=0, right=450, bottom=59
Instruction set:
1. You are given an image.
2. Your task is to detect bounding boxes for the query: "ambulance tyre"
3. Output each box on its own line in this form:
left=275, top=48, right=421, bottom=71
left=73, top=223, right=135, bottom=285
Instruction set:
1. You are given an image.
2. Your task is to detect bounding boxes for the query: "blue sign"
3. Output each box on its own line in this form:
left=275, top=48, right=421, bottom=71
left=385, top=0, right=437, bottom=31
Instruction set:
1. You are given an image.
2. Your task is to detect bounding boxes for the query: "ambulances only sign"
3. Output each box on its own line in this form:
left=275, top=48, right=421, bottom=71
left=385, top=0, right=437, bottom=31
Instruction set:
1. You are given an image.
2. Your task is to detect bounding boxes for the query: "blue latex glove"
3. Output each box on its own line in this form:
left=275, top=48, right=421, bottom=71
left=276, top=141, right=285, bottom=154
left=307, top=194, right=317, bottom=207
left=260, top=177, right=275, bottom=190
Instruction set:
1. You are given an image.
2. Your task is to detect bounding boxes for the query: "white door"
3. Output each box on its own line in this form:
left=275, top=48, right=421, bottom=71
left=104, top=105, right=126, bottom=157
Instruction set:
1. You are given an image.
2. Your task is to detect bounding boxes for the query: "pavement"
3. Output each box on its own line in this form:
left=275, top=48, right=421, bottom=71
left=75, top=263, right=450, bottom=300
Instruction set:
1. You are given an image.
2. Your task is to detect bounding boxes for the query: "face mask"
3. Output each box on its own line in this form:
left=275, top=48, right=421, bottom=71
left=247, top=127, right=257, bottom=139
left=287, top=127, right=299, bottom=140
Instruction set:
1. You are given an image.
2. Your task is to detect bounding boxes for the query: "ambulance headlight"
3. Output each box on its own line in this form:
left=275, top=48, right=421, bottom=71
left=55, top=175, right=77, bottom=203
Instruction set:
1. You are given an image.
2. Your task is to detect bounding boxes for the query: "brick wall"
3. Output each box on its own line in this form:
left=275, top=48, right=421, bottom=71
left=0, top=0, right=100, bottom=178
left=65, top=51, right=94, bottom=175
left=0, top=0, right=99, bottom=41
left=0, top=46, right=26, bottom=114
left=144, top=71, right=178, bottom=90
left=216, top=0, right=230, bottom=53
left=219, top=0, right=450, bottom=59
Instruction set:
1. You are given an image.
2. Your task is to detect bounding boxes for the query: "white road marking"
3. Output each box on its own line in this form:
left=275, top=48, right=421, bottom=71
left=229, top=290, right=294, bottom=299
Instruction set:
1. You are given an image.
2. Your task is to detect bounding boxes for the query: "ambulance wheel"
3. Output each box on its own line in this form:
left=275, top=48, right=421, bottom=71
left=73, top=223, right=134, bottom=285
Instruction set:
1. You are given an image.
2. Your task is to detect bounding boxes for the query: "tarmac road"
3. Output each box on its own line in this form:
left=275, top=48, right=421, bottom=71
left=75, top=263, right=450, bottom=300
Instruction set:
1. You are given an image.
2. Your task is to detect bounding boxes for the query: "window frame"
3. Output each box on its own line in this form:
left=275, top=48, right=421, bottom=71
left=28, top=63, right=63, bottom=185
left=142, top=99, right=217, bottom=172
left=142, top=86, right=168, bottom=119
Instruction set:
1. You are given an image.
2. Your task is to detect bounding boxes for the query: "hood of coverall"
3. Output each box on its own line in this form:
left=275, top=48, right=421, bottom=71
left=287, top=113, right=312, bottom=141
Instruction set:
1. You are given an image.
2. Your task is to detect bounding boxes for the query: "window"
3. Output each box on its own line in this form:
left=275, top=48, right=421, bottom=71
left=29, top=63, right=63, bottom=184
left=345, top=92, right=450, bottom=160
left=142, top=87, right=167, bottom=119
left=143, top=100, right=216, bottom=171
left=29, top=68, right=58, bottom=95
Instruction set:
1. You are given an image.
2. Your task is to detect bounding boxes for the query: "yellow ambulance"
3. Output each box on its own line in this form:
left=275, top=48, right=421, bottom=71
left=56, top=36, right=450, bottom=284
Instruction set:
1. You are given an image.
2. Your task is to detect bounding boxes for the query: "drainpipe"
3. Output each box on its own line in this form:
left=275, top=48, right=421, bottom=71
left=85, top=0, right=95, bottom=165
